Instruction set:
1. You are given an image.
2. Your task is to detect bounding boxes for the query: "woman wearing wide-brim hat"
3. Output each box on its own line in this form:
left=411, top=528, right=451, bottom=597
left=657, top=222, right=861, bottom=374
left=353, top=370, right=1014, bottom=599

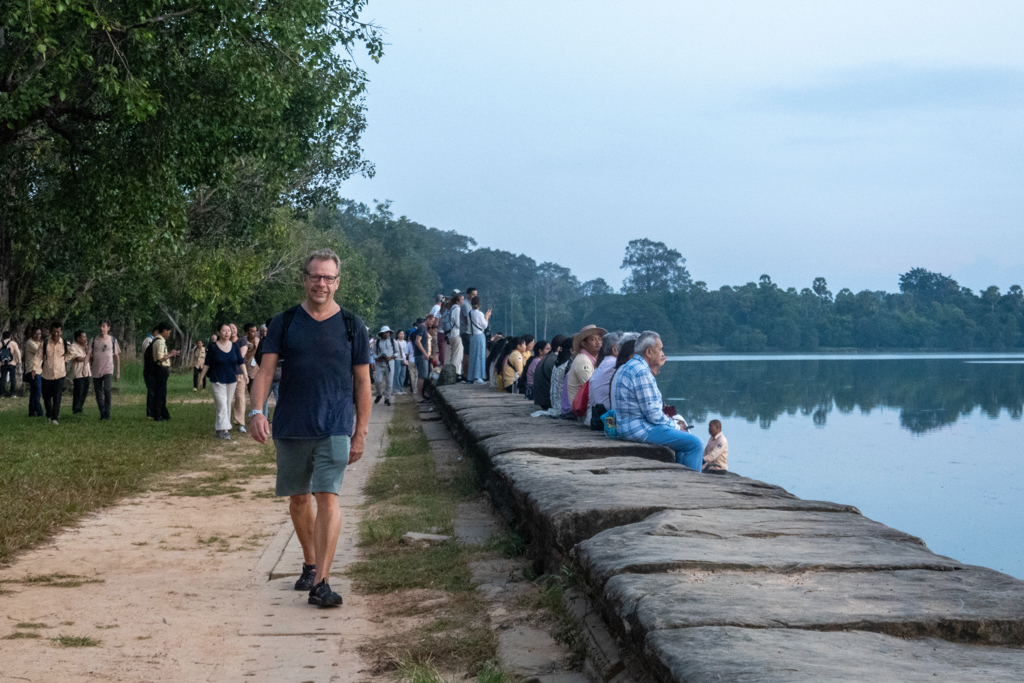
left=565, top=324, right=607, bottom=412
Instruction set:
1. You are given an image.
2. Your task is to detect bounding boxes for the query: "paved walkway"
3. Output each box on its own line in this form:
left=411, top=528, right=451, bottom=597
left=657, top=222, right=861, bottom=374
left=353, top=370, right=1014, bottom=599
left=0, top=405, right=393, bottom=683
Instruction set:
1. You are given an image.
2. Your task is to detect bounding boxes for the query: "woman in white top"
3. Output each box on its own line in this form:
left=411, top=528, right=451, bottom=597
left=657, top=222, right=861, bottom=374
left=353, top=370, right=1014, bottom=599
left=392, top=330, right=409, bottom=394
left=467, top=296, right=490, bottom=383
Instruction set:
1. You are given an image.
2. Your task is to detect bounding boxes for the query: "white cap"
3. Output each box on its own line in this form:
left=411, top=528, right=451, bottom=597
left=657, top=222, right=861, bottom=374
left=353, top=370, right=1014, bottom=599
left=379, top=325, right=392, bottom=335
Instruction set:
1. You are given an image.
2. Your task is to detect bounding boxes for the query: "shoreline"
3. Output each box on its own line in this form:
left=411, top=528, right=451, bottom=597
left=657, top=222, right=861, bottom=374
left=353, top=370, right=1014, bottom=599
left=432, top=383, right=1024, bottom=682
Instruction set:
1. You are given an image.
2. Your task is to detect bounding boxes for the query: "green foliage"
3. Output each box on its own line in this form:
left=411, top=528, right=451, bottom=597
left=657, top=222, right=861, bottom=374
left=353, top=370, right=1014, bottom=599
left=1, top=0, right=382, bottom=338
left=621, top=237, right=691, bottom=294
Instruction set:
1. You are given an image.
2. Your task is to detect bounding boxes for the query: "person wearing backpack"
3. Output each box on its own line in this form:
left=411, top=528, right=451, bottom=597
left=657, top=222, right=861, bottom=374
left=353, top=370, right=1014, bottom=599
left=442, top=292, right=465, bottom=382
left=1, top=330, right=21, bottom=398
left=142, top=324, right=160, bottom=418
left=146, top=322, right=179, bottom=421
left=89, top=321, right=121, bottom=420
left=250, top=249, right=372, bottom=609
left=33, top=321, right=73, bottom=425
left=69, top=330, right=91, bottom=414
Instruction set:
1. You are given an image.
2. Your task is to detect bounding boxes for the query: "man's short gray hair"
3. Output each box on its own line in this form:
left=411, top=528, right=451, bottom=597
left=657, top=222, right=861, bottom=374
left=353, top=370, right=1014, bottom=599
left=635, top=331, right=661, bottom=356
left=304, top=249, right=341, bottom=274
left=601, top=330, right=624, bottom=356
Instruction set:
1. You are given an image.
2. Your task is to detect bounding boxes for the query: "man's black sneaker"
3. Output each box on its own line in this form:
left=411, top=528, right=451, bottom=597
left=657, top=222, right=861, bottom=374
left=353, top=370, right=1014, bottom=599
left=294, top=563, right=316, bottom=591
left=384, top=399, right=391, bottom=406
left=374, top=395, right=382, bottom=404
left=308, top=579, right=343, bottom=608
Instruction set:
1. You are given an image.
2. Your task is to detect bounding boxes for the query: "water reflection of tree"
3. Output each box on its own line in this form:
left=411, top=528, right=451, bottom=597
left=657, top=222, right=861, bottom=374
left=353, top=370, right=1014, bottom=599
left=661, top=360, right=1024, bottom=434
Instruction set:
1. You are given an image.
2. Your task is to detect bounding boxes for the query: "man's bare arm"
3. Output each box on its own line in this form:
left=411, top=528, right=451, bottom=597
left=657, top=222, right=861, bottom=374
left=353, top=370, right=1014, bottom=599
left=350, top=364, right=372, bottom=464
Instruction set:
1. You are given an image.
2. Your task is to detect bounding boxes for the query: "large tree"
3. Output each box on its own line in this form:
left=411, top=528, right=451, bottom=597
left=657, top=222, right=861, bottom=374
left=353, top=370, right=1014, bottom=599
left=620, top=238, right=691, bottom=294
left=1, top=0, right=381, bottom=331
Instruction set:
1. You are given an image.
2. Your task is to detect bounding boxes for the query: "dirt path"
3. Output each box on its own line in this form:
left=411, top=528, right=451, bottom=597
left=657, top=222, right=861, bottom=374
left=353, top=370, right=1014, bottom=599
left=0, top=405, right=393, bottom=683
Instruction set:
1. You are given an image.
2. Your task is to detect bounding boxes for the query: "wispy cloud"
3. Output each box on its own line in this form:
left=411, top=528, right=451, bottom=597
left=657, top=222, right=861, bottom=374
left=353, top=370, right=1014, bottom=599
left=764, top=65, right=1024, bottom=114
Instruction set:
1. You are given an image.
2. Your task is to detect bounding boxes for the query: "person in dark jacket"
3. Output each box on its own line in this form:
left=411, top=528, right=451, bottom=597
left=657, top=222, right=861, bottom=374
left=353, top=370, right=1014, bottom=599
left=532, top=334, right=566, bottom=411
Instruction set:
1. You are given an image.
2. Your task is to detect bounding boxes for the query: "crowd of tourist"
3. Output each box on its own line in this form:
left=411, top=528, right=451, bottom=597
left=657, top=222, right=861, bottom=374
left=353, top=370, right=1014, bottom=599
left=375, top=286, right=730, bottom=474
left=470, top=323, right=728, bottom=474
left=1, top=269, right=728, bottom=473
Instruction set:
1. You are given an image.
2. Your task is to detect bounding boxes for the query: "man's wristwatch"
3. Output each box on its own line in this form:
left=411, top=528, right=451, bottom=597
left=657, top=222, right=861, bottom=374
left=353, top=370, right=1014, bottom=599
left=248, top=409, right=264, bottom=419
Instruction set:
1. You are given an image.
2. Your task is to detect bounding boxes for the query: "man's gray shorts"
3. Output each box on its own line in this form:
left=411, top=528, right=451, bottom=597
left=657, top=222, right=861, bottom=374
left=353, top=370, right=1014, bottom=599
left=416, top=356, right=429, bottom=377
left=274, top=435, right=351, bottom=497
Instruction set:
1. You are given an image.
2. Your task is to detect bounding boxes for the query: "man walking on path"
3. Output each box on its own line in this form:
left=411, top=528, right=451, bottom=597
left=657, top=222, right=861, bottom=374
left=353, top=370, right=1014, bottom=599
left=1, top=330, right=20, bottom=397
left=34, top=321, right=73, bottom=425
left=90, top=321, right=120, bottom=419
left=24, top=327, right=43, bottom=416
left=250, top=248, right=372, bottom=608
left=374, top=326, right=398, bottom=406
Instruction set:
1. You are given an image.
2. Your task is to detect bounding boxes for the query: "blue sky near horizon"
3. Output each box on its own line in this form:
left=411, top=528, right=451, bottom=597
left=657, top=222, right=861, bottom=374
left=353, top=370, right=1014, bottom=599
left=340, top=1, right=1024, bottom=295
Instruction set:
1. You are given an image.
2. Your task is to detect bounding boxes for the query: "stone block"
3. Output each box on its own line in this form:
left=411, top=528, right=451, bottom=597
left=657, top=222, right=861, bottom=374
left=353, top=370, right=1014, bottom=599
left=643, top=627, right=1024, bottom=683
left=603, top=567, right=1024, bottom=647
left=479, top=433, right=675, bottom=462
left=489, top=453, right=858, bottom=561
left=576, top=509, right=960, bottom=587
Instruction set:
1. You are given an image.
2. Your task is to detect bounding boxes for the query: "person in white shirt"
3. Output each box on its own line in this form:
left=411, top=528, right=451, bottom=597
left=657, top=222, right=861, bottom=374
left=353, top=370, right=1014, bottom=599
left=392, top=330, right=409, bottom=394
left=703, top=420, right=729, bottom=473
left=428, top=294, right=443, bottom=319
left=374, top=327, right=400, bottom=406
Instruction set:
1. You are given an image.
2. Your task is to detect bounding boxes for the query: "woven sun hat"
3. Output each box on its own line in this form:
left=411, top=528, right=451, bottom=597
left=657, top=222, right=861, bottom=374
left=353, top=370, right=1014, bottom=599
left=572, top=324, right=608, bottom=354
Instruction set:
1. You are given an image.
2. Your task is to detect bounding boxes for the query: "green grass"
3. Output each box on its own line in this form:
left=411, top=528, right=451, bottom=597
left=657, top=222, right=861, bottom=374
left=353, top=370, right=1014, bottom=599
left=3, top=631, right=41, bottom=639
left=51, top=634, right=101, bottom=647
left=0, top=366, right=235, bottom=563
left=348, top=403, right=498, bottom=676
left=349, top=408, right=470, bottom=593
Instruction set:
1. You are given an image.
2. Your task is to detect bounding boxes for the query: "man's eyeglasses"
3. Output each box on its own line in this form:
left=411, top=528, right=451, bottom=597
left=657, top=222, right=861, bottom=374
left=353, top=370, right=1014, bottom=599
left=304, top=273, right=339, bottom=284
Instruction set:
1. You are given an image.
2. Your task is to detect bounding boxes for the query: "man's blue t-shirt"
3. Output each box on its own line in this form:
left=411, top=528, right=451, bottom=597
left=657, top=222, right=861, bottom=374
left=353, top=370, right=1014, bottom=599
left=411, top=323, right=429, bottom=359
left=262, top=306, right=371, bottom=439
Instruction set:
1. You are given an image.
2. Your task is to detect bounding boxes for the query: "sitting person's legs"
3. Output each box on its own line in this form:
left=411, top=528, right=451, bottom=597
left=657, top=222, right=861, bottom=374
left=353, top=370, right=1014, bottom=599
left=641, top=424, right=704, bottom=471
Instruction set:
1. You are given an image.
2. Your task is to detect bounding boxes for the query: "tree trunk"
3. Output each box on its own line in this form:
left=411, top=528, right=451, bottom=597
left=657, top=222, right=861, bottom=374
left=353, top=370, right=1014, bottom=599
left=122, top=317, right=136, bottom=358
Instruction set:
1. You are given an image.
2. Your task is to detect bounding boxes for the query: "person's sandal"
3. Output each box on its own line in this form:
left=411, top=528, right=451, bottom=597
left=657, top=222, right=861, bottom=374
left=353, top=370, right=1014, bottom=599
left=294, top=563, right=316, bottom=591
left=308, top=579, right=343, bottom=608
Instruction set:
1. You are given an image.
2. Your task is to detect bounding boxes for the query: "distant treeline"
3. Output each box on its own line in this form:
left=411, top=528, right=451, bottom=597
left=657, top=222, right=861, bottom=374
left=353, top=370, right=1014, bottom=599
left=6, top=199, right=1023, bottom=355
left=327, top=202, right=1024, bottom=352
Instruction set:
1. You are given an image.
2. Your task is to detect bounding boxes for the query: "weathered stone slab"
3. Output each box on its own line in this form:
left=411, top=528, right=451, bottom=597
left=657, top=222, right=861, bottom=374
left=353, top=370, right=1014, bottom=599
left=603, top=568, right=1024, bottom=647
left=478, top=433, right=675, bottom=462
left=460, top=416, right=579, bottom=443
left=489, top=453, right=858, bottom=559
left=643, top=627, right=1024, bottom=683
left=576, top=509, right=960, bottom=587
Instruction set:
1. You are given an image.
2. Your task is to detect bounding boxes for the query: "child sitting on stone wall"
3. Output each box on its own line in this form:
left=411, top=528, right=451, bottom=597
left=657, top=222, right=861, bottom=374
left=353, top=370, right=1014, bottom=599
left=702, top=419, right=728, bottom=474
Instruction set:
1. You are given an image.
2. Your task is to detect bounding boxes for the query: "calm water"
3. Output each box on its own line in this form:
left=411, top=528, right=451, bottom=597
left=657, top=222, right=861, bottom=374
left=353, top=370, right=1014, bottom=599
left=657, top=354, right=1024, bottom=579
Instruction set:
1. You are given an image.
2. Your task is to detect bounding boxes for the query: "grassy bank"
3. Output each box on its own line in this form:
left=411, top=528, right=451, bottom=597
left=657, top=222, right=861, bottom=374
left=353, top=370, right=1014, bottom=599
left=0, top=362, right=232, bottom=563
left=347, top=403, right=512, bottom=681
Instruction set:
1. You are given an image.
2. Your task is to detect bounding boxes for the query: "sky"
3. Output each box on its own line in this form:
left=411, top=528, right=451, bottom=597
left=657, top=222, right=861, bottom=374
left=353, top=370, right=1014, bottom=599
left=339, top=1, right=1024, bottom=295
